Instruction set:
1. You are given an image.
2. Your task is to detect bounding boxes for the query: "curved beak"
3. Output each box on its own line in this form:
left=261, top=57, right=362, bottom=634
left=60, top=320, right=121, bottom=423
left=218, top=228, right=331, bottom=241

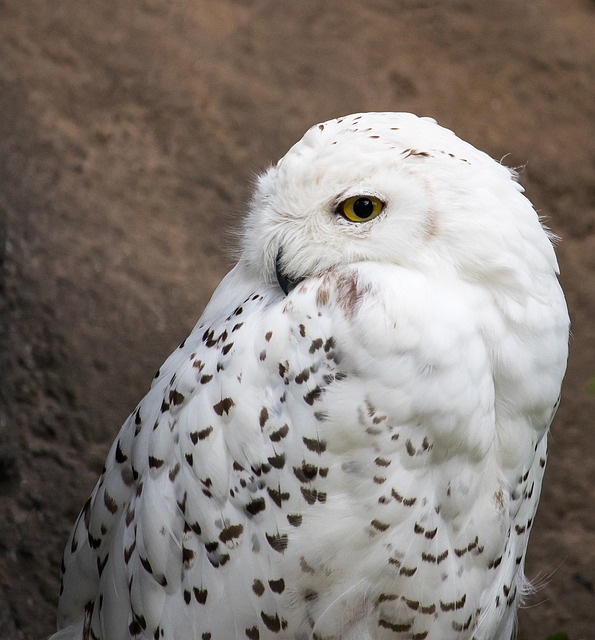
left=275, top=248, right=303, bottom=295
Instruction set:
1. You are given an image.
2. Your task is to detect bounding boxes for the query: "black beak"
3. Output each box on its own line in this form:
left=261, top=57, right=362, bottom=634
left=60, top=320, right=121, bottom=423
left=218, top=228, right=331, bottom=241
left=275, top=248, right=303, bottom=295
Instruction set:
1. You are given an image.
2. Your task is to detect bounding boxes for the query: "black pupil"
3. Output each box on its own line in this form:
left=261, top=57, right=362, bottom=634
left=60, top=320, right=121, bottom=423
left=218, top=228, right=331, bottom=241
left=353, top=197, right=374, bottom=218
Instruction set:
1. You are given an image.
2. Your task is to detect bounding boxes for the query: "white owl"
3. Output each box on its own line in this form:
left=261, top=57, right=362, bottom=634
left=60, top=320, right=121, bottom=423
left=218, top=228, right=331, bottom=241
left=51, top=113, right=569, bottom=640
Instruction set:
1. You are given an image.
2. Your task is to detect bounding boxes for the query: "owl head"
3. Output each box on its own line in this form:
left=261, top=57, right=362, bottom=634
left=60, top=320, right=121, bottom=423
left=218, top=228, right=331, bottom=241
left=241, top=112, right=559, bottom=300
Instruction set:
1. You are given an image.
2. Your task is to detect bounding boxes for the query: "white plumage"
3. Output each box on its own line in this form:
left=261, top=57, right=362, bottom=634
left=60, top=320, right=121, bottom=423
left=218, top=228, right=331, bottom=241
left=52, top=112, right=569, bottom=640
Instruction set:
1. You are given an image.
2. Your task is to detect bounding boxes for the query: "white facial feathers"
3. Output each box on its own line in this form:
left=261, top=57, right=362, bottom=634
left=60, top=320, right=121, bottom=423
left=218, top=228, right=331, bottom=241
left=241, top=112, right=558, bottom=299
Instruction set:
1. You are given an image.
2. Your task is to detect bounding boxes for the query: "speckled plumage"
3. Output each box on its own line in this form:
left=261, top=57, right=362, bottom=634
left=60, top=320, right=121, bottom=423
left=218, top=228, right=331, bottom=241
left=52, top=113, right=569, bottom=640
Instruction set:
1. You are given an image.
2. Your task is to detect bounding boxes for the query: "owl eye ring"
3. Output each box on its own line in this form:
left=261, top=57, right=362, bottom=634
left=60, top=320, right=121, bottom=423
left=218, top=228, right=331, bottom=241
left=337, top=195, right=385, bottom=223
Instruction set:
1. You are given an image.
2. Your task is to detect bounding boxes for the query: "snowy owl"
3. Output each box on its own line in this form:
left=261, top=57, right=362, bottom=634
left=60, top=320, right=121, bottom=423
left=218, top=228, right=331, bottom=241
left=52, top=112, right=569, bottom=640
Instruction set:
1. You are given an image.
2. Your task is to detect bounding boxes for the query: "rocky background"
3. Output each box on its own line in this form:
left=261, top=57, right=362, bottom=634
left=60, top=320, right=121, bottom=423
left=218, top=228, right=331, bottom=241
left=0, top=1, right=593, bottom=638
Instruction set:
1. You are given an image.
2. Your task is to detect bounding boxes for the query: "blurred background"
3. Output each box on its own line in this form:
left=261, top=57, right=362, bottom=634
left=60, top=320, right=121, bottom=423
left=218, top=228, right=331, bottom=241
left=0, top=1, right=593, bottom=638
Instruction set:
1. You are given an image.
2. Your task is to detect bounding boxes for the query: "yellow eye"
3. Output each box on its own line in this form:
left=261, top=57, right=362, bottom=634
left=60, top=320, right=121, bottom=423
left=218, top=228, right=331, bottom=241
left=337, top=195, right=384, bottom=223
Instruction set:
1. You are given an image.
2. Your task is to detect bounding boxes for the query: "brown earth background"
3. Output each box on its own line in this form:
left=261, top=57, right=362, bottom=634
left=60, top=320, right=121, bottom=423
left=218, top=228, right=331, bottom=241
left=0, top=1, right=594, bottom=638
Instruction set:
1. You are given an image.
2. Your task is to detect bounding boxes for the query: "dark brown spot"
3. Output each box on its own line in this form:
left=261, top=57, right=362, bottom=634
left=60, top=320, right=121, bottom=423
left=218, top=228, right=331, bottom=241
left=440, top=594, right=466, bottom=611
left=169, top=389, right=185, bottom=406
left=437, top=550, right=449, bottom=564
left=148, top=456, right=164, bottom=469
left=129, top=620, right=143, bottom=635
left=267, top=487, right=290, bottom=507
left=200, top=374, right=213, bottom=384
left=169, top=463, right=181, bottom=482
left=124, top=540, right=136, bottom=564
left=266, top=532, right=288, bottom=553
left=197, top=426, right=213, bottom=441
left=295, top=368, right=310, bottom=384
left=193, top=587, right=208, bottom=604
left=422, top=551, right=445, bottom=564
left=371, top=519, right=389, bottom=531
left=252, top=579, right=265, bottom=596
left=303, top=387, right=322, bottom=405
left=140, top=556, right=153, bottom=574
left=402, top=597, right=419, bottom=611
left=87, top=532, right=101, bottom=550
left=261, top=612, right=287, bottom=633
left=182, top=547, right=195, bottom=565
left=245, top=627, right=260, bottom=640
left=97, top=553, right=109, bottom=576
left=267, top=453, right=286, bottom=469
left=121, top=465, right=135, bottom=486
left=378, top=620, right=411, bottom=633
left=222, top=342, right=234, bottom=355
left=377, top=593, right=398, bottom=603
left=293, top=463, right=318, bottom=483
left=270, top=424, right=289, bottom=442
left=213, top=398, right=235, bottom=416
left=219, top=524, right=244, bottom=544
left=300, top=556, right=316, bottom=574
left=103, top=491, right=118, bottom=514
left=323, top=337, right=335, bottom=352
left=451, top=615, right=473, bottom=632
left=309, top=338, right=323, bottom=353
left=259, top=407, right=269, bottom=428
left=115, top=441, right=128, bottom=463
left=287, top=513, right=302, bottom=527
left=402, top=148, right=431, bottom=159
left=246, top=497, right=266, bottom=516
left=268, top=578, right=285, bottom=594
left=302, top=436, right=326, bottom=453
left=125, top=505, right=135, bottom=526
left=391, top=488, right=417, bottom=506
left=251, top=463, right=271, bottom=476
left=159, top=400, right=169, bottom=414
left=300, top=487, right=317, bottom=504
